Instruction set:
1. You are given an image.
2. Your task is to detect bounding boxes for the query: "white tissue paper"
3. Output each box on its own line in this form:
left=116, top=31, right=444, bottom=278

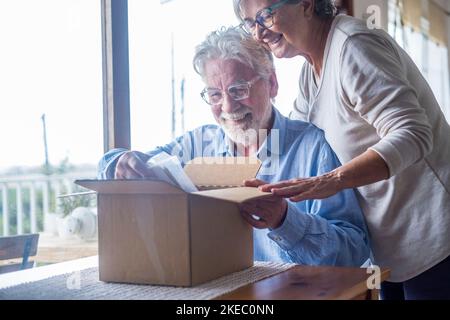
left=146, top=152, right=198, bottom=193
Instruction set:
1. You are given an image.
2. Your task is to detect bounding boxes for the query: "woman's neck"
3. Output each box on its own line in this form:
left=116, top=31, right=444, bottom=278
left=303, top=17, right=333, bottom=80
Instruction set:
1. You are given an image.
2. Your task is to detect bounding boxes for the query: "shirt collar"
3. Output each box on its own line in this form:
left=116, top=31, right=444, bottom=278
left=215, top=130, right=232, bottom=156
left=257, top=107, right=286, bottom=157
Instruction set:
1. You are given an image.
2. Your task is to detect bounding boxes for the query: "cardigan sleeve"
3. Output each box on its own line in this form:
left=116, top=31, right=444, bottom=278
left=339, top=33, right=433, bottom=177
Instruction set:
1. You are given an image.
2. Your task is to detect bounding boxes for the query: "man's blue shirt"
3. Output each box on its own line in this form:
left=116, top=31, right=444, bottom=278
left=98, top=107, right=370, bottom=267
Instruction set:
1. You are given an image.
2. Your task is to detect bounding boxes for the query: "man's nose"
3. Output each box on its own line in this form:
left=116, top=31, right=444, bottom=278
left=221, top=93, right=238, bottom=114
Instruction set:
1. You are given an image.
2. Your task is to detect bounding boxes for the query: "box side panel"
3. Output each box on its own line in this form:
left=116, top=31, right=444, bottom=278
left=188, top=195, right=253, bottom=286
left=98, top=194, right=191, bottom=286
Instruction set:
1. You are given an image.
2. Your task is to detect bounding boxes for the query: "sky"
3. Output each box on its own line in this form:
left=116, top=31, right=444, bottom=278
left=0, top=0, right=303, bottom=171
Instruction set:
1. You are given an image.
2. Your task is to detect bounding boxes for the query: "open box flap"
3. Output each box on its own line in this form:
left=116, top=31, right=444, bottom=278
left=75, top=179, right=185, bottom=195
left=192, top=187, right=272, bottom=204
left=184, top=157, right=261, bottom=187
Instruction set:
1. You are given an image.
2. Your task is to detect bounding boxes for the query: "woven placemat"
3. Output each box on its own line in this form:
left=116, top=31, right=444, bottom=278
left=0, top=261, right=294, bottom=300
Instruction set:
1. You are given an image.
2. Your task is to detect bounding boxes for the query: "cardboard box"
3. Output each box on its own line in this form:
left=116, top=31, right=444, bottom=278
left=76, top=157, right=271, bottom=287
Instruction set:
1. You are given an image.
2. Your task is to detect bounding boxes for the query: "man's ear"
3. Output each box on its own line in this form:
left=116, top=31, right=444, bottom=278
left=269, top=72, right=278, bottom=98
left=300, top=0, right=315, bottom=19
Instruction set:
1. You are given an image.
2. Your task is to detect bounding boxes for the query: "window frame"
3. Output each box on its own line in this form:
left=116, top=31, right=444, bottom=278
left=101, top=0, right=131, bottom=152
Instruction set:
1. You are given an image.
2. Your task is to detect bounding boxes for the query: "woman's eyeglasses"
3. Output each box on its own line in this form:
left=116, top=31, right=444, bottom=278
left=241, top=0, right=292, bottom=34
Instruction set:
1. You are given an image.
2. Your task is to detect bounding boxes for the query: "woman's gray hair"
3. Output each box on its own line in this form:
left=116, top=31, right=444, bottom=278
left=233, top=0, right=336, bottom=21
left=193, top=26, right=274, bottom=80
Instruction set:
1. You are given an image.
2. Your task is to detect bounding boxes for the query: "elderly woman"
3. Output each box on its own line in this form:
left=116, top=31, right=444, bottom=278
left=233, top=0, right=450, bottom=299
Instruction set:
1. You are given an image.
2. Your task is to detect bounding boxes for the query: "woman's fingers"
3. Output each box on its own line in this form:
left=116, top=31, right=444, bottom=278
left=273, top=175, right=341, bottom=201
left=271, top=184, right=308, bottom=197
left=243, top=178, right=267, bottom=188
left=258, top=179, right=303, bottom=192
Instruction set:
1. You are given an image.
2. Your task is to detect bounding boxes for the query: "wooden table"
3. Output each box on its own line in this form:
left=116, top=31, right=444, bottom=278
left=218, top=265, right=390, bottom=300
left=0, top=256, right=389, bottom=300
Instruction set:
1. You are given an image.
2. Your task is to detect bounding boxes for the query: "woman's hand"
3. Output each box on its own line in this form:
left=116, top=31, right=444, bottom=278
left=248, top=150, right=390, bottom=202
left=240, top=179, right=288, bottom=229
left=246, top=172, right=343, bottom=202
left=114, top=151, right=153, bottom=179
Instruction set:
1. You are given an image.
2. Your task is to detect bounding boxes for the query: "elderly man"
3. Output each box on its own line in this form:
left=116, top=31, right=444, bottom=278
left=98, top=27, right=370, bottom=267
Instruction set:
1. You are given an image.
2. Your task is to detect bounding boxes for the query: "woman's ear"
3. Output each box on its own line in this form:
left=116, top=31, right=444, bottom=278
left=300, top=0, right=315, bottom=19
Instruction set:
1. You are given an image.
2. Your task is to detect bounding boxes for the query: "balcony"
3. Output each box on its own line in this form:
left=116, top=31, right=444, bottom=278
left=0, top=171, right=98, bottom=266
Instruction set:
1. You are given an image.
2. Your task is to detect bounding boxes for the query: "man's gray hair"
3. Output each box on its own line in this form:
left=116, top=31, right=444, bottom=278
left=193, top=26, right=274, bottom=80
left=233, top=0, right=336, bottom=21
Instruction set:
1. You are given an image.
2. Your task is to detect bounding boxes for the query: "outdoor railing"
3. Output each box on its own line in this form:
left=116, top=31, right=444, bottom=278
left=0, top=171, right=96, bottom=236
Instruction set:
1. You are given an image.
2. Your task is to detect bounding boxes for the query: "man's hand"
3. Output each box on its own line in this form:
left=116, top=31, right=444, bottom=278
left=114, top=151, right=153, bottom=179
left=239, top=179, right=288, bottom=229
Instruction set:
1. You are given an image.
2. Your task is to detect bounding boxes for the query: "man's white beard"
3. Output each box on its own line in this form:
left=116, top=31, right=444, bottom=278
left=223, top=124, right=259, bottom=147
left=219, top=106, right=272, bottom=148
left=219, top=106, right=259, bottom=147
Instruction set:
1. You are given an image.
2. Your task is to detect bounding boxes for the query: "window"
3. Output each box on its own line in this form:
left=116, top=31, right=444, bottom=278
left=0, top=0, right=102, bottom=265
left=0, top=0, right=103, bottom=171
left=128, top=0, right=304, bottom=152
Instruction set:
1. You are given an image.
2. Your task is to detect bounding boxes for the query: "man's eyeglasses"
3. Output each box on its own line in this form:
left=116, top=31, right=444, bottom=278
left=241, top=0, right=293, bottom=34
left=200, top=76, right=261, bottom=106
